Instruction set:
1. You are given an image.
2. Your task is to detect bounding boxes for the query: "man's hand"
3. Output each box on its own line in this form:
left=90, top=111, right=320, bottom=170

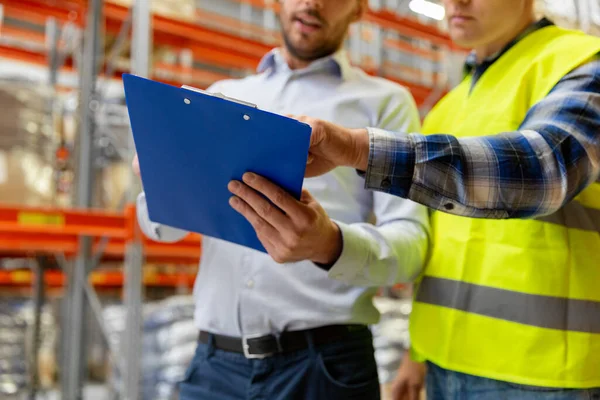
left=228, top=172, right=342, bottom=265
left=292, top=116, right=370, bottom=177
left=132, top=153, right=141, bottom=178
left=391, top=351, right=426, bottom=400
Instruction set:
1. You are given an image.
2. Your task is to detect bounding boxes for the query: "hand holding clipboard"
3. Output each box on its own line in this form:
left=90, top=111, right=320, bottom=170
left=124, top=74, right=312, bottom=252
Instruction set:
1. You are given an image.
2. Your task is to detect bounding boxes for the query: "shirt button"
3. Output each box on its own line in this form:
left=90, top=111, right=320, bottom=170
left=381, top=178, right=392, bottom=189
left=444, top=203, right=454, bottom=211
left=246, top=280, right=255, bottom=289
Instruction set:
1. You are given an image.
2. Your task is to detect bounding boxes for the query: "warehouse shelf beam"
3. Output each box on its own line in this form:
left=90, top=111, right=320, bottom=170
left=0, top=269, right=198, bottom=288
left=28, top=256, right=47, bottom=400
left=0, top=204, right=201, bottom=261
left=102, top=6, right=132, bottom=82
left=60, top=0, right=103, bottom=397
left=1, top=0, right=84, bottom=27
left=61, top=251, right=122, bottom=378
left=120, top=1, right=151, bottom=399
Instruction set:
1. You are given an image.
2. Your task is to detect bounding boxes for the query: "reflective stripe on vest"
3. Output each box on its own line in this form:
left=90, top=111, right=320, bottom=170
left=416, top=276, right=600, bottom=334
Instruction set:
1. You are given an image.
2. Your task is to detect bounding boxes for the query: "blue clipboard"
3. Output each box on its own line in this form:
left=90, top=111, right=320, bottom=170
left=123, top=74, right=312, bottom=252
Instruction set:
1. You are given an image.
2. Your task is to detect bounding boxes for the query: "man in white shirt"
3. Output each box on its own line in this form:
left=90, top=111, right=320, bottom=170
left=134, top=0, right=429, bottom=399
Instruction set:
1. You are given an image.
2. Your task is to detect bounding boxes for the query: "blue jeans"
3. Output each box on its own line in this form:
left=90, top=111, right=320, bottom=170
left=427, top=362, right=600, bottom=400
left=179, top=327, right=380, bottom=400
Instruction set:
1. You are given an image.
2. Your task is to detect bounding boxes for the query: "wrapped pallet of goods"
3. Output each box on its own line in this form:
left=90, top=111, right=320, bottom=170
left=0, top=79, right=61, bottom=207
left=371, top=296, right=413, bottom=400
left=0, top=300, right=57, bottom=398
left=104, top=296, right=198, bottom=400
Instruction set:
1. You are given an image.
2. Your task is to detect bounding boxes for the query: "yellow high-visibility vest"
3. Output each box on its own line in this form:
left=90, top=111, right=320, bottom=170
left=412, top=25, right=600, bottom=388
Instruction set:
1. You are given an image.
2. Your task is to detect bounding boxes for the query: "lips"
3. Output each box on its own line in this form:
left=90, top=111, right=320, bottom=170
left=293, top=12, right=324, bottom=32
left=450, top=14, right=474, bottom=23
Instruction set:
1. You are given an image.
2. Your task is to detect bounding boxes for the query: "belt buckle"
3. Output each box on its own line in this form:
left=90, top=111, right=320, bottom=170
left=242, top=333, right=277, bottom=359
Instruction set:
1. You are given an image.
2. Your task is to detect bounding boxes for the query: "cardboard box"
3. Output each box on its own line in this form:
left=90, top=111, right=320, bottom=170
left=0, top=81, right=59, bottom=206
left=0, top=148, right=55, bottom=206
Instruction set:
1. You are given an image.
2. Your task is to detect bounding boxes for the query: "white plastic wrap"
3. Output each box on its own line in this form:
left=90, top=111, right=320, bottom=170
left=104, top=295, right=197, bottom=400
left=371, top=297, right=412, bottom=384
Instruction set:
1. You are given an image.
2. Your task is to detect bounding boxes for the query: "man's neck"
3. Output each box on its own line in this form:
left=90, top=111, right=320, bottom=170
left=280, top=47, right=338, bottom=70
left=474, top=15, right=536, bottom=63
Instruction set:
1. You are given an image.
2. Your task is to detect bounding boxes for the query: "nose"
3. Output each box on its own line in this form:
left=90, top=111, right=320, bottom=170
left=443, top=0, right=469, bottom=5
left=442, top=0, right=469, bottom=11
left=300, top=0, right=323, bottom=10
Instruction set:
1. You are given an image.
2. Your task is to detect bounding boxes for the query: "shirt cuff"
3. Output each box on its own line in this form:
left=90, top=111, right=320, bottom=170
left=363, top=127, right=416, bottom=198
left=136, top=192, right=189, bottom=242
left=136, top=192, right=162, bottom=240
left=325, top=222, right=371, bottom=283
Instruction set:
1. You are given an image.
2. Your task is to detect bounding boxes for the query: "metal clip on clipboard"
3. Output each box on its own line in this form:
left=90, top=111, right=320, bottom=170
left=181, top=85, right=258, bottom=109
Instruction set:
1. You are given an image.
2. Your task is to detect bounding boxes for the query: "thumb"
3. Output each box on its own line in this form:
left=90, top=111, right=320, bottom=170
left=308, top=122, right=322, bottom=147
left=132, top=154, right=141, bottom=177
left=391, top=382, right=407, bottom=400
left=300, top=188, right=314, bottom=204
left=408, top=386, right=420, bottom=400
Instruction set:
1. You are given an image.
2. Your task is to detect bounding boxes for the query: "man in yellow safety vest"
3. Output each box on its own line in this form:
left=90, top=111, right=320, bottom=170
left=229, top=0, right=600, bottom=398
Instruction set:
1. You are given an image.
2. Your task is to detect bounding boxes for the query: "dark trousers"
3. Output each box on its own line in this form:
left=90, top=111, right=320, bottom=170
left=179, top=327, right=380, bottom=400
left=427, top=362, right=600, bottom=400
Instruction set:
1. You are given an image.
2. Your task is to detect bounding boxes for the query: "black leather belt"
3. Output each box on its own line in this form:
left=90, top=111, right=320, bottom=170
left=198, top=324, right=368, bottom=359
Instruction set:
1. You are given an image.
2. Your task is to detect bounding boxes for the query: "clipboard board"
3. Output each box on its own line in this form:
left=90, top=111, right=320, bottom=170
left=122, top=74, right=312, bottom=252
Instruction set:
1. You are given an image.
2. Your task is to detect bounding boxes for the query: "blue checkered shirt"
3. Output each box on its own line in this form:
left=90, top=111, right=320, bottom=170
left=364, top=33, right=600, bottom=219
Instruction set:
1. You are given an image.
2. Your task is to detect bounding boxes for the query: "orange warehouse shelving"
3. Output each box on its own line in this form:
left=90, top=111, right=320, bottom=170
left=0, top=0, right=457, bottom=105
left=0, top=203, right=202, bottom=287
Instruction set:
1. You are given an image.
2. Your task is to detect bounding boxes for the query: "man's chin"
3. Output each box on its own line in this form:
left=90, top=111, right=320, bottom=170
left=287, top=45, right=324, bottom=61
left=449, top=34, right=478, bottom=49
left=448, top=28, right=484, bottom=49
left=282, top=32, right=337, bottom=62
left=288, top=36, right=319, bottom=50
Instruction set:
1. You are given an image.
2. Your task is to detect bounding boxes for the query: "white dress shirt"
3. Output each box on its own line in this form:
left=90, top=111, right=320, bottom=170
left=137, top=49, right=430, bottom=337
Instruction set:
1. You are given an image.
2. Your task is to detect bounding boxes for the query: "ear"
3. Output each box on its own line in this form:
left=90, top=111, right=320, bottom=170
left=352, top=0, right=368, bottom=22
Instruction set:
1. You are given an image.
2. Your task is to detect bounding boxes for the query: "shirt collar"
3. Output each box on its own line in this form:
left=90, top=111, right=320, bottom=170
left=464, top=17, right=554, bottom=75
left=257, top=47, right=353, bottom=80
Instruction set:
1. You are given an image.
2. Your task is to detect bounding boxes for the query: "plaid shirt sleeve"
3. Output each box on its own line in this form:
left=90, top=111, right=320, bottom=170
left=364, top=58, right=600, bottom=219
